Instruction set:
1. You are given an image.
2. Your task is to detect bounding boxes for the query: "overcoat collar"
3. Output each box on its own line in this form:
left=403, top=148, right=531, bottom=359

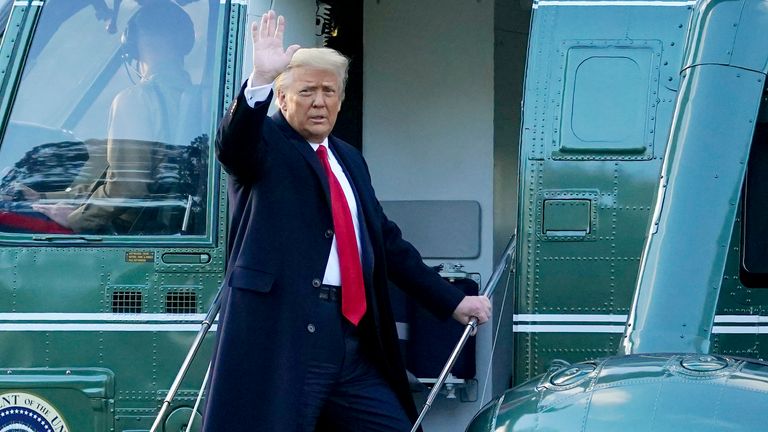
left=270, top=110, right=377, bottom=274
left=271, top=110, right=331, bottom=205
left=270, top=111, right=371, bottom=215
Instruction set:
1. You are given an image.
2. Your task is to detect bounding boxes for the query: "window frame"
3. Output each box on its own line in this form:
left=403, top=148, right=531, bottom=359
left=0, top=0, right=239, bottom=247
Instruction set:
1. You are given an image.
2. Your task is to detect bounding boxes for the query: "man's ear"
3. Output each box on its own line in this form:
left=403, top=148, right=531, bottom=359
left=276, top=90, right=287, bottom=112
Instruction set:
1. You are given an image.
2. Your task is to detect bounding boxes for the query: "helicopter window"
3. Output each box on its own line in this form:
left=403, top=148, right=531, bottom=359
left=0, top=0, right=218, bottom=237
left=0, top=0, right=10, bottom=42
left=741, top=90, right=768, bottom=286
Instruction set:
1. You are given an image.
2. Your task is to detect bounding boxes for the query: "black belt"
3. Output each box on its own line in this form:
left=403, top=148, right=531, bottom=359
left=318, top=284, right=341, bottom=302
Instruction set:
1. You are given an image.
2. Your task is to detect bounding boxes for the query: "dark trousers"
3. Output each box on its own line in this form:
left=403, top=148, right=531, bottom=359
left=300, top=286, right=412, bottom=432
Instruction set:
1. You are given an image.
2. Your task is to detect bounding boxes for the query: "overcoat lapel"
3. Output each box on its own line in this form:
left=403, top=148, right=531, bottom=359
left=271, top=111, right=331, bottom=207
left=332, top=141, right=385, bottom=261
left=329, top=139, right=374, bottom=229
left=270, top=113, right=379, bottom=286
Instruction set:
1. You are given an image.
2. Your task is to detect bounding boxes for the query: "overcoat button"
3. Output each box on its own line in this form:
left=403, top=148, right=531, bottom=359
left=325, top=229, right=334, bottom=238
left=307, top=324, right=316, bottom=333
left=312, top=279, right=321, bottom=288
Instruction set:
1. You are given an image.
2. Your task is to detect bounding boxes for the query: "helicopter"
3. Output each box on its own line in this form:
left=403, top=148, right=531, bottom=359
left=464, top=0, right=768, bottom=429
left=1, top=0, right=767, bottom=431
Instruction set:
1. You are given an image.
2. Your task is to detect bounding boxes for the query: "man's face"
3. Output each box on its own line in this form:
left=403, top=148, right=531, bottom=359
left=278, top=67, right=341, bottom=143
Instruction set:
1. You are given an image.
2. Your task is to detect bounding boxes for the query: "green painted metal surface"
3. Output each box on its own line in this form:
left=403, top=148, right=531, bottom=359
left=0, top=368, right=113, bottom=431
left=511, top=0, right=768, bottom=385
left=513, top=0, right=692, bottom=381
left=469, top=0, right=768, bottom=429
left=0, top=1, right=247, bottom=431
left=623, top=0, right=768, bottom=354
left=623, top=64, right=764, bottom=353
left=467, top=354, right=768, bottom=432
left=0, top=0, right=766, bottom=430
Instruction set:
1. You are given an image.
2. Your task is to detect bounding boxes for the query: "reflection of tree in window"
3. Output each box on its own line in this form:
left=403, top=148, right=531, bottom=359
left=0, top=0, right=211, bottom=236
left=35, top=1, right=198, bottom=232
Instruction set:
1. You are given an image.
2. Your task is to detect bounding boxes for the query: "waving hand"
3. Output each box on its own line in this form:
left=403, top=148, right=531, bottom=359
left=249, top=10, right=301, bottom=86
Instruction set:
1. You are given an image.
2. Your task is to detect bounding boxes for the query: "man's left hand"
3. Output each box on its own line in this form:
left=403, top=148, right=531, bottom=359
left=452, top=295, right=492, bottom=330
left=32, top=203, right=76, bottom=228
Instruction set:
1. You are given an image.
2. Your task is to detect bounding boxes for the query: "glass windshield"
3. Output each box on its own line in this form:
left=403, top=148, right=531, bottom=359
left=0, top=0, right=11, bottom=42
left=0, top=0, right=218, bottom=236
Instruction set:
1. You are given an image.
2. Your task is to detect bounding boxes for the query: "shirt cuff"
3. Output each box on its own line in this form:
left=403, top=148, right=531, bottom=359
left=244, top=79, right=274, bottom=108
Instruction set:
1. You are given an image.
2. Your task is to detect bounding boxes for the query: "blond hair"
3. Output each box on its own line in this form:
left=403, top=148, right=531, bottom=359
left=275, top=48, right=350, bottom=100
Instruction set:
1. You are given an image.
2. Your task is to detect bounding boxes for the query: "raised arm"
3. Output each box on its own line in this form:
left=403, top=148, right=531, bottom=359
left=249, top=10, right=300, bottom=86
left=216, top=11, right=300, bottom=182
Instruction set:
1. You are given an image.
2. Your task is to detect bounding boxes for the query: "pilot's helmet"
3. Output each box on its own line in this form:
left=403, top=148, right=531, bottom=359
left=121, top=0, right=195, bottom=61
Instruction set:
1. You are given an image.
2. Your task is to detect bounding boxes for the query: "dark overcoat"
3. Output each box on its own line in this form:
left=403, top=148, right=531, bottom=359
left=201, top=87, right=465, bottom=431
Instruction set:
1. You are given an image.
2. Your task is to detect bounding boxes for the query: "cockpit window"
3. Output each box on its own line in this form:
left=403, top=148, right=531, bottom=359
left=0, top=0, right=11, bottom=42
left=0, top=0, right=218, bottom=237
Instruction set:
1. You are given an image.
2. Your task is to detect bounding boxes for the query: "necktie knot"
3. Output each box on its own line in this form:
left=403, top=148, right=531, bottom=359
left=316, top=145, right=328, bottom=160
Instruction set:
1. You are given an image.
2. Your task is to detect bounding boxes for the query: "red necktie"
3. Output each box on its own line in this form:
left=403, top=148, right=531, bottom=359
left=315, top=145, right=367, bottom=325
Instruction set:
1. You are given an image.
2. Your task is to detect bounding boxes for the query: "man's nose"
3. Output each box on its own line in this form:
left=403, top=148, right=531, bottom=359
left=311, top=92, right=326, bottom=107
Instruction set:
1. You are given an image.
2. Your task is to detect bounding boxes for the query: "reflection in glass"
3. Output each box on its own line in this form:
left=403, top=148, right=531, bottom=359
left=0, top=0, right=217, bottom=236
left=0, top=0, right=11, bottom=42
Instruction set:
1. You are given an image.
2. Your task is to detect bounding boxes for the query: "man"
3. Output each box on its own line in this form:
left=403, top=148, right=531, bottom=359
left=30, top=0, right=195, bottom=233
left=202, top=10, right=491, bottom=432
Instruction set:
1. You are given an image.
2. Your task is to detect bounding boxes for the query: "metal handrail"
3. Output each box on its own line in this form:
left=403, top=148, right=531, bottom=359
left=149, top=289, right=221, bottom=432
left=410, top=233, right=516, bottom=432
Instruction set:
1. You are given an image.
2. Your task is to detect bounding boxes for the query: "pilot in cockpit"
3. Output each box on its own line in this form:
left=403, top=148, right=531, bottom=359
left=21, top=0, right=196, bottom=234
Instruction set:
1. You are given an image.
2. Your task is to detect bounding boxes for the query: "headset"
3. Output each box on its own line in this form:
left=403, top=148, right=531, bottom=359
left=120, top=0, right=195, bottom=63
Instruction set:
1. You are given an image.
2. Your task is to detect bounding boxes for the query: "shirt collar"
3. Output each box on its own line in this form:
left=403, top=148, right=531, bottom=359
left=309, top=137, right=330, bottom=152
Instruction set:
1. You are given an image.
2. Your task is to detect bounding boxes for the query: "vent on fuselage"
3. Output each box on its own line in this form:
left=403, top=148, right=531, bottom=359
left=165, top=291, right=197, bottom=314
left=112, top=291, right=143, bottom=313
